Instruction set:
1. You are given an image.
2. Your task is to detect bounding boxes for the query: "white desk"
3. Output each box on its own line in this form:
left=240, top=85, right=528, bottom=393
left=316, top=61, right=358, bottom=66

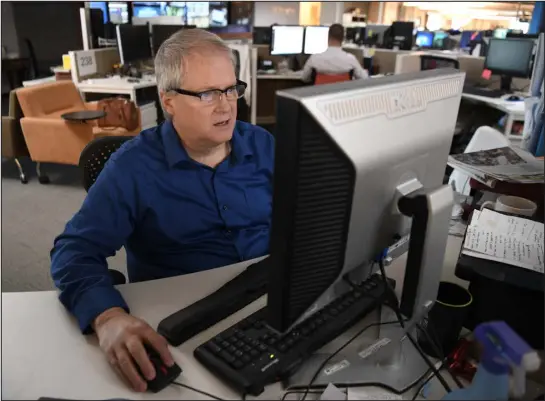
left=2, top=236, right=464, bottom=400
left=21, top=75, right=56, bottom=87
left=77, top=76, right=157, bottom=102
left=257, top=72, right=304, bottom=81
left=461, top=93, right=525, bottom=143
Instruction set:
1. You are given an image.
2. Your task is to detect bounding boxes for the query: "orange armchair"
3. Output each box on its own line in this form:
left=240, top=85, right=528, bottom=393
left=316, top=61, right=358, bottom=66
left=16, top=81, right=141, bottom=167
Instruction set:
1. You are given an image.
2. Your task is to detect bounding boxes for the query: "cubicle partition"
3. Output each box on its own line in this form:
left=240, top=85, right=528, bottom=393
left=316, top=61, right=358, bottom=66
left=69, top=48, right=120, bottom=83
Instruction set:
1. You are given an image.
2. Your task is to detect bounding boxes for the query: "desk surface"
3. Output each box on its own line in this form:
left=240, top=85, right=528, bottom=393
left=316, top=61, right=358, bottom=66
left=2, top=236, right=464, bottom=400
left=78, top=76, right=157, bottom=91
left=461, top=92, right=525, bottom=115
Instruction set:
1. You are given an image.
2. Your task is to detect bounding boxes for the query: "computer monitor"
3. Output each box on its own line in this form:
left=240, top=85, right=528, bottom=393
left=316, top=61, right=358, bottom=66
left=108, top=2, right=129, bottom=24
left=89, top=1, right=109, bottom=23
left=132, top=2, right=168, bottom=18
left=485, top=38, right=535, bottom=91
left=269, top=68, right=462, bottom=333
left=253, top=27, right=272, bottom=45
left=387, top=21, right=414, bottom=50
left=116, top=24, right=152, bottom=65
left=345, top=27, right=366, bottom=45
left=493, top=28, right=509, bottom=39
left=303, top=26, right=329, bottom=55
left=366, top=24, right=390, bottom=45
left=270, top=25, right=305, bottom=56
left=151, top=24, right=195, bottom=55
left=415, top=31, right=434, bottom=48
left=432, top=30, right=448, bottom=49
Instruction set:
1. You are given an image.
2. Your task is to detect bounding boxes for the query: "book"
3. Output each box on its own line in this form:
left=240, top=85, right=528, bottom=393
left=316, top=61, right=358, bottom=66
left=462, top=209, right=544, bottom=274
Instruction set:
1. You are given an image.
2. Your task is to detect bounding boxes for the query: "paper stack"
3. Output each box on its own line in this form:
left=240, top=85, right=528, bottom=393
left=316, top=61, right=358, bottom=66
left=462, top=209, right=544, bottom=274
left=448, top=146, right=544, bottom=188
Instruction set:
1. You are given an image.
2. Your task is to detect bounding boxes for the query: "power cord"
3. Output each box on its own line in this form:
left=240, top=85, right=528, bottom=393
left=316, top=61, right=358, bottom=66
left=299, top=319, right=401, bottom=401
left=171, top=381, right=225, bottom=400
left=376, top=257, right=452, bottom=395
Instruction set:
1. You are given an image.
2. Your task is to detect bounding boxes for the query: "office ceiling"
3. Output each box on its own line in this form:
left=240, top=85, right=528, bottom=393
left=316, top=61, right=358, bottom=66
left=403, top=2, right=534, bottom=18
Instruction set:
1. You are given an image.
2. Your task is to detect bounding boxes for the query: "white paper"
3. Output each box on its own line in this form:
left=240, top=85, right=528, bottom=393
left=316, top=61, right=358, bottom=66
left=462, top=209, right=544, bottom=273
left=76, top=50, right=97, bottom=77
left=346, top=388, right=402, bottom=400
left=319, top=383, right=346, bottom=401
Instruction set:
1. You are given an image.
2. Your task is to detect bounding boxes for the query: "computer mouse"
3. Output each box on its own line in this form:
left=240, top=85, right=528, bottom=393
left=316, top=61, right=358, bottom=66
left=136, top=345, right=182, bottom=393
left=506, top=95, right=523, bottom=101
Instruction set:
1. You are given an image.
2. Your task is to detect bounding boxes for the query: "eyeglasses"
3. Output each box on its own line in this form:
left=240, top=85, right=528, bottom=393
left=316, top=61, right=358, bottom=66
left=169, top=80, right=247, bottom=104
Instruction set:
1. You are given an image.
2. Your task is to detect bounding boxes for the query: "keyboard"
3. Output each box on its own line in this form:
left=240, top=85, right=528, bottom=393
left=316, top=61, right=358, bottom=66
left=463, top=85, right=506, bottom=98
left=158, top=258, right=270, bottom=346
left=194, top=274, right=394, bottom=396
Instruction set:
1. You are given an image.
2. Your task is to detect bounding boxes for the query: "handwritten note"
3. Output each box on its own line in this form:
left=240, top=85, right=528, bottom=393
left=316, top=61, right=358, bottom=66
left=462, top=209, right=544, bottom=274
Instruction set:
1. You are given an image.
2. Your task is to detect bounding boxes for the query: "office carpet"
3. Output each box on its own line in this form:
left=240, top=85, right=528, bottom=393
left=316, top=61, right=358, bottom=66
left=1, top=157, right=127, bottom=292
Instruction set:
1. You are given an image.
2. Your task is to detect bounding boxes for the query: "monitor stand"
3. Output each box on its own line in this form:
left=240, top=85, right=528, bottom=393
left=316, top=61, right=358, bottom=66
left=500, top=75, right=513, bottom=92
left=285, top=184, right=453, bottom=393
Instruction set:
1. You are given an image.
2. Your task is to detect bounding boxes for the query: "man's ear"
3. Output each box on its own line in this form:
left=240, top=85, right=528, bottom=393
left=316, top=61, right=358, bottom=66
left=160, top=91, right=176, bottom=116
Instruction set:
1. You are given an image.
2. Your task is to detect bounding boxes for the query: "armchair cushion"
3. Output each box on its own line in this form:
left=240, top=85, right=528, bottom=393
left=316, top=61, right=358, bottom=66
left=16, top=81, right=85, bottom=118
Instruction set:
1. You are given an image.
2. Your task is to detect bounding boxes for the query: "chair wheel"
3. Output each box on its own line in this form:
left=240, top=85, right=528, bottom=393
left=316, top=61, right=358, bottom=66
left=38, top=175, right=50, bottom=184
left=20, top=174, right=28, bottom=184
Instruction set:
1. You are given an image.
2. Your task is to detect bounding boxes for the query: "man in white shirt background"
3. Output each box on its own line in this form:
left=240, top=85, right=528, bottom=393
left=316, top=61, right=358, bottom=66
left=301, top=24, right=368, bottom=82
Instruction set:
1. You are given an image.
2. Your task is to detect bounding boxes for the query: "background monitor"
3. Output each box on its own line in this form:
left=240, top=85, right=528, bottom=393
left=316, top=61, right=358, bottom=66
left=209, top=2, right=228, bottom=27
left=89, top=1, right=109, bottom=23
left=270, top=68, right=463, bottom=332
left=415, top=31, right=434, bottom=48
left=366, top=24, right=389, bottom=45
left=116, top=24, right=152, bottom=65
left=270, top=25, right=305, bottom=56
left=253, top=26, right=272, bottom=45
left=389, top=21, right=414, bottom=50
left=304, top=26, right=329, bottom=55
left=345, top=27, right=366, bottom=45
left=151, top=24, right=194, bottom=55
left=485, top=38, right=535, bottom=84
left=432, top=30, right=448, bottom=49
left=166, top=2, right=186, bottom=17
left=108, top=2, right=129, bottom=24
left=132, top=2, right=168, bottom=18
left=493, top=28, right=509, bottom=39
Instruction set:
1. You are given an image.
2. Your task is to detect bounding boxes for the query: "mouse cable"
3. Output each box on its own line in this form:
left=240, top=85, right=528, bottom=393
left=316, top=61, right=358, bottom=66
left=171, top=380, right=224, bottom=400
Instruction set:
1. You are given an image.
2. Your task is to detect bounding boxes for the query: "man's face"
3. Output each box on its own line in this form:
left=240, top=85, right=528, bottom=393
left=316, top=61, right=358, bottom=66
left=161, top=50, right=237, bottom=148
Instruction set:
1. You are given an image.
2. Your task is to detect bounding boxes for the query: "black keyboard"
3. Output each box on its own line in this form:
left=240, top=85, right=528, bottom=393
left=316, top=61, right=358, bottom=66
left=463, top=85, right=506, bottom=98
left=158, top=258, right=270, bottom=346
left=194, top=274, right=394, bottom=395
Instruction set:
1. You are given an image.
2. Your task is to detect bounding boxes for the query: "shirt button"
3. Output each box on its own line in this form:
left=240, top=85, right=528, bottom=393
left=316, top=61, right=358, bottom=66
left=222, top=205, right=228, bottom=211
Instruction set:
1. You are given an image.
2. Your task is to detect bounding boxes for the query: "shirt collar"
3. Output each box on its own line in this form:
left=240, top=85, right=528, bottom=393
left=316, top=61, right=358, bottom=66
left=161, top=120, right=252, bottom=169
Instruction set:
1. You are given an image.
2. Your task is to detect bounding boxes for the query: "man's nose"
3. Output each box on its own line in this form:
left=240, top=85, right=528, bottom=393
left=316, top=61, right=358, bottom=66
left=215, top=94, right=231, bottom=111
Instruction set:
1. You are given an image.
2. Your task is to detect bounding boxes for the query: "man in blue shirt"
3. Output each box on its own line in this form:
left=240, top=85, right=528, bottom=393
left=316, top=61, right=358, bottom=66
left=51, top=29, right=274, bottom=392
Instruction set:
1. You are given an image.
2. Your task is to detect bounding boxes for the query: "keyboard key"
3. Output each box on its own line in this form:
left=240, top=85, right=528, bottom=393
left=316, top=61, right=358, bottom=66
left=242, top=355, right=251, bottom=364
left=278, top=344, right=287, bottom=352
left=235, top=350, right=244, bottom=357
left=233, top=360, right=244, bottom=370
left=219, top=351, right=235, bottom=364
left=221, top=341, right=230, bottom=348
left=258, top=343, right=267, bottom=352
left=236, top=341, right=245, bottom=348
left=250, top=349, right=259, bottom=357
left=243, top=345, right=252, bottom=352
left=330, top=308, right=339, bottom=316
left=228, top=345, right=237, bottom=353
left=266, top=337, right=277, bottom=345
left=236, top=331, right=245, bottom=339
left=206, top=342, right=222, bottom=354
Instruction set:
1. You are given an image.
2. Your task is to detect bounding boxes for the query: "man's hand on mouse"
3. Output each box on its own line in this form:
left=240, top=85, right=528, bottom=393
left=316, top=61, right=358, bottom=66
left=93, top=307, right=175, bottom=392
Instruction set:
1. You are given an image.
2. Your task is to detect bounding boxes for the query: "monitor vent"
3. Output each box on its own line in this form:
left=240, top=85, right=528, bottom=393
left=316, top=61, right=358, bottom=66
left=286, top=113, right=355, bottom=323
left=318, top=76, right=464, bottom=124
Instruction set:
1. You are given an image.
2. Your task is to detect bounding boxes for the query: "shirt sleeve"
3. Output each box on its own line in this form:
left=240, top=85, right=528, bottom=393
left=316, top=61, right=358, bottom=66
left=301, top=56, right=315, bottom=83
left=50, top=157, right=139, bottom=334
left=350, top=54, right=369, bottom=80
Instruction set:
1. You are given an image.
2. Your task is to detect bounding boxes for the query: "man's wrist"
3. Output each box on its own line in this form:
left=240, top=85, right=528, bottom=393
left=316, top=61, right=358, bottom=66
left=92, top=307, right=127, bottom=331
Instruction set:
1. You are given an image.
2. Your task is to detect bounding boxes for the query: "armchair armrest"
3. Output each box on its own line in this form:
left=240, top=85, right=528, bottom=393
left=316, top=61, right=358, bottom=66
left=20, top=117, right=94, bottom=165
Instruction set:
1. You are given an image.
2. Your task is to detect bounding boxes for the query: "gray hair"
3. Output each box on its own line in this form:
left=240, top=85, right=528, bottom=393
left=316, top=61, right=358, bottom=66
left=154, top=28, right=235, bottom=120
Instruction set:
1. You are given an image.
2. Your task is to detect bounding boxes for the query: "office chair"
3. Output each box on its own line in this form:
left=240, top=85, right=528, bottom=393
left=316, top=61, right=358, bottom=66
left=420, top=55, right=460, bottom=71
left=311, top=68, right=354, bottom=85
left=79, top=136, right=133, bottom=285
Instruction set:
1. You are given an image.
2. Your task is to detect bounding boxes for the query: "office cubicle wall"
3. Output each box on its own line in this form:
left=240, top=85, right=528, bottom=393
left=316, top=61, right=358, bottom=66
left=69, top=48, right=120, bottom=83
left=373, top=49, right=412, bottom=74
left=395, top=52, right=424, bottom=75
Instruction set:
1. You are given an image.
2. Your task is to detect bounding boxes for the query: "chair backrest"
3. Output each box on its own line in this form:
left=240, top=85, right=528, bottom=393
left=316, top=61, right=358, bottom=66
left=79, top=136, right=132, bottom=192
left=24, top=38, right=39, bottom=79
left=420, top=55, right=460, bottom=71
left=312, top=68, right=354, bottom=85
left=16, top=80, right=85, bottom=118
left=449, top=126, right=510, bottom=195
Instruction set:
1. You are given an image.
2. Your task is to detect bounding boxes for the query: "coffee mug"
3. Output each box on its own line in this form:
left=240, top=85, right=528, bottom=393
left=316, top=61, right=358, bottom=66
left=480, top=195, right=537, bottom=217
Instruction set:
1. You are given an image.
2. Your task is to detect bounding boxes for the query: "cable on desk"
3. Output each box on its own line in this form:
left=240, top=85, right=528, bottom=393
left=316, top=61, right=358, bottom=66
left=376, top=257, right=452, bottom=395
left=299, top=319, right=401, bottom=401
left=417, top=320, right=465, bottom=389
left=171, top=381, right=224, bottom=400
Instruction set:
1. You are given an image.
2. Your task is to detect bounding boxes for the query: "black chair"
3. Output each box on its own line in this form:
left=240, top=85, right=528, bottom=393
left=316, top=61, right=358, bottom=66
left=79, top=136, right=132, bottom=285
left=420, top=55, right=460, bottom=71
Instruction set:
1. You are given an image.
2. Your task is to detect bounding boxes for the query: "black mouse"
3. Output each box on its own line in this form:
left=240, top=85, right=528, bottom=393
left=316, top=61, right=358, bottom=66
left=506, top=95, right=523, bottom=101
left=136, top=345, right=182, bottom=393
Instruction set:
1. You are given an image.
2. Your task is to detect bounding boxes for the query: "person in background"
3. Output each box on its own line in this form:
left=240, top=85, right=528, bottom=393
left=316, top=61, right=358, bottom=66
left=301, top=23, right=368, bottom=82
left=50, top=29, right=274, bottom=392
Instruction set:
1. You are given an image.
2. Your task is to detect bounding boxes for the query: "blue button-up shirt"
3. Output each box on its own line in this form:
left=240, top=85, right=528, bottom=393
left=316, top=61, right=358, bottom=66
left=51, top=120, right=275, bottom=333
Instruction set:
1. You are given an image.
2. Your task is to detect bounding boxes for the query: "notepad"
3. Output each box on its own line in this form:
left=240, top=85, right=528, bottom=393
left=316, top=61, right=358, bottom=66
left=462, top=209, right=544, bottom=274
